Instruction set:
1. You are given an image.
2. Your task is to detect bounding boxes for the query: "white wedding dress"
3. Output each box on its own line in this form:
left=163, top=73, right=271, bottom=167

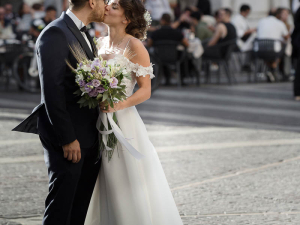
left=84, top=38, right=183, bottom=225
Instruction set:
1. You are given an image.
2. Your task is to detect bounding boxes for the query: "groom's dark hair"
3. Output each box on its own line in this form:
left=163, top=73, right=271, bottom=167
left=69, top=0, right=89, bottom=10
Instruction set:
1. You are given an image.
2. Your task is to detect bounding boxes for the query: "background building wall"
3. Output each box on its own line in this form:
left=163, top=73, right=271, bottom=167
left=210, top=0, right=291, bottom=27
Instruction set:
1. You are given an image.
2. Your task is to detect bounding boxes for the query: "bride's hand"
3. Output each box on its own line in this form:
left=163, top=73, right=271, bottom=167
left=99, top=101, right=124, bottom=113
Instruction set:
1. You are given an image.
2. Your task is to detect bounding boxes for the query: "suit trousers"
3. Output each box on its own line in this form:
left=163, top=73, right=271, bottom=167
left=40, top=135, right=101, bottom=225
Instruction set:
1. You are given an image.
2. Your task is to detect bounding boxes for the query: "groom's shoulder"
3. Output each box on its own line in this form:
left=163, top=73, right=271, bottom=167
left=37, top=18, right=67, bottom=44
left=42, top=17, right=66, bottom=35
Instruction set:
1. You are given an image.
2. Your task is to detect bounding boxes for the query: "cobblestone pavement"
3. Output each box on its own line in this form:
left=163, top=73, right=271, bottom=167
left=1, top=82, right=300, bottom=225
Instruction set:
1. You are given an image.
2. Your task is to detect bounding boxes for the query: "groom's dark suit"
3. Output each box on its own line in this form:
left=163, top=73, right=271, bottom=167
left=12, top=12, right=100, bottom=225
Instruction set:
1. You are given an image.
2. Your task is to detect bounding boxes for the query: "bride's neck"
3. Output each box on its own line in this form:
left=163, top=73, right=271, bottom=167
left=107, top=26, right=127, bottom=47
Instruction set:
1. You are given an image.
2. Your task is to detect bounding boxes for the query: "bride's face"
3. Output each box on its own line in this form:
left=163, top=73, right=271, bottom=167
left=103, top=0, right=128, bottom=27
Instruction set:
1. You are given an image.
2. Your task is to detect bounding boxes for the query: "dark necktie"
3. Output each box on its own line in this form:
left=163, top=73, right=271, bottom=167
left=80, top=26, right=96, bottom=56
left=80, top=26, right=88, bottom=33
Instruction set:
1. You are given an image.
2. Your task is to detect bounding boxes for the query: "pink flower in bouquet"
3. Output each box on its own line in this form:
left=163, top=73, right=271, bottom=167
left=100, top=68, right=107, bottom=76
left=91, top=58, right=101, bottom=71
left=96, top=86, right=106, bottom=94
left=89, top=88, right=98, bottom=97
left=85, top=83, right=92, bottom=93
left=110, top=77, right=118, bottom=88
left=92, top=79, right=101, bottom=87
left=79, top=80, right=86, bottom=88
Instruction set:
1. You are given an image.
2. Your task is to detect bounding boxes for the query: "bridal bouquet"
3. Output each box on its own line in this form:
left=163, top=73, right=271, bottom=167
left=67, top=45, right=132, bottom=161
left=72, top=56, right=130, bottom=109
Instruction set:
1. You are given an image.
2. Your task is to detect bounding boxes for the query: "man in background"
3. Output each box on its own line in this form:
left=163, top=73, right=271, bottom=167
left=232, top=4, right=256, bottom=70
left=148, top=13, right=189, bottom=85
left=190, top=10, right=213, bottom=42
left=32, top=3, right=45, bottom=19
left=4, top=3, right=17, bottom=33
left=257, top=9, right=289, bottom=82
left=207, top=8, right=236, bottom=47
left=30, top=6, right=57, bottom=42
left=232, top=4, right=256, bottom=42
left=4, top=4, right=16, bottom=23
left=0, top=6, right=14, bottom=39
left=44, top=0, right=68, bottom=17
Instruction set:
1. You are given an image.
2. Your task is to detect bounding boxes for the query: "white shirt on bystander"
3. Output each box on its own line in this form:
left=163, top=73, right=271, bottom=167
left=257, top=16, right=288, bottom=41
left=231, top=13, right=249, bottom=38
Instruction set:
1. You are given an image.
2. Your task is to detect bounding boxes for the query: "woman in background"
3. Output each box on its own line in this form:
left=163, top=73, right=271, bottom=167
left=16, top=3, right=32, bottom=40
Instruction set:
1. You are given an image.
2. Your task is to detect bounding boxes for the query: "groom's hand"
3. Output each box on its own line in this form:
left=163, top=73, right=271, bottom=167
left=62, top=140, right=81, bottom=163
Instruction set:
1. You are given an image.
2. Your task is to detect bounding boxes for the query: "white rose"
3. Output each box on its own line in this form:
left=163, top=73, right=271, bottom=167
left=76, top=74, right=84, bottom=82
left=82, top=65, right=91, bottom=72
left=103, top=75, right=110, bottom=80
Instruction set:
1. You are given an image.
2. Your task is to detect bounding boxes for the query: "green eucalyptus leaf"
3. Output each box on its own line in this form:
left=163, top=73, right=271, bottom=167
left=102, top=92, right=109, bottom=102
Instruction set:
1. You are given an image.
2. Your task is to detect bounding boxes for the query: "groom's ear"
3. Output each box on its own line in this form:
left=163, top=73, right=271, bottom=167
left=88, top=0, right=96, bottom=9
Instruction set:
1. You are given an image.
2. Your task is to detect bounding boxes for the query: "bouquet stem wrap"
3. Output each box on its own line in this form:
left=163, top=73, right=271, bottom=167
left=97, top=112, right=145, bottom=161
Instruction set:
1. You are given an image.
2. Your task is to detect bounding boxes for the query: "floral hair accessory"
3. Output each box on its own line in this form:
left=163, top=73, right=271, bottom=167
left=142, top=10, right=152, bottom=41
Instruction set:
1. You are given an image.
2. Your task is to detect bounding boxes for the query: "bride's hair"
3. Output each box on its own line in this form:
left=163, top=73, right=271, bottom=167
left=119, top=0, right=148, bottom=40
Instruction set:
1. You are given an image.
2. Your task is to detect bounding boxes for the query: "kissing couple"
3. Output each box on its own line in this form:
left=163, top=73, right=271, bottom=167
left=13, top=0, right=183, bottom=224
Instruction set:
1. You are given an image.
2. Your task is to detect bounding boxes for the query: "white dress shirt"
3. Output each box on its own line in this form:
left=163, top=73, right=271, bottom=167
left=231, top=13, right=249, bottom=38
left=66, top=9, right=92, bottom=51
left=257, top=16, right=288, bottom=41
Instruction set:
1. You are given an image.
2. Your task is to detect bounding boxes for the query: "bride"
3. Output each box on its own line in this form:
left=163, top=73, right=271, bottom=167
left=84, top=0, right=183, bottom=224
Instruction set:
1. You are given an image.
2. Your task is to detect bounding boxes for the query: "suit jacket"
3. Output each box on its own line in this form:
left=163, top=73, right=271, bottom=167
left=12, top=12, right=99, bottom=148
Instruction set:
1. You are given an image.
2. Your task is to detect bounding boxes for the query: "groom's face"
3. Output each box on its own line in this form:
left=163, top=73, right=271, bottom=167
left=90, top=0, right=106, bottom=23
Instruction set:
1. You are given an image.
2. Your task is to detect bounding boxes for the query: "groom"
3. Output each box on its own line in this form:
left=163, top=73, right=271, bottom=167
left=12, top=0, right=106, bottom=224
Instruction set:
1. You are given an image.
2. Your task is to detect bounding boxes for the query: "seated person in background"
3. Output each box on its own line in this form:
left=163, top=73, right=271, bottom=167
left=203, top=8, right=236, bottom=58
left=30, top=6, right=57, bottom=41
left=148, top=14, right=189, bottom=85
left=148, top=14, right=189, bottom=48
left=32, top=3, right=45, bottom=19
left=4, top=3, right=17, bottom=32
left=4, top=4, right=16, bottom=22
left=210, top=10, right=221, bottom=32
left=190, top=10, right=213, bottom=42
left=207, top=8, right=237, bottom=47
left=16, top=3, right=32, bottom=40
left=257, top=9, right=289, bottom=41
left=257, top=8, right=290, bottom=82
left=232, top=4, right=256, bottom=70
left=0, top=7, right=14, bottom=39
left=171, top=7, right=193, bottom=30
left=231, top=4, right=256, bottom=42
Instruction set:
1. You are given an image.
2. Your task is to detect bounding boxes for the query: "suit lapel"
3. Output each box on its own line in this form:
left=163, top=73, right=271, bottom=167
left=62, top=12, right=94, bottom=60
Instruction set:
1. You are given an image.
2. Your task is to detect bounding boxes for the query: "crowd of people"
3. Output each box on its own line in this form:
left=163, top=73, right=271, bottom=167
left=145, top=1, right=297, bottom=84
left=0, top=2, right=61, bottom=41
left=1, top=0, right=300, bottom=98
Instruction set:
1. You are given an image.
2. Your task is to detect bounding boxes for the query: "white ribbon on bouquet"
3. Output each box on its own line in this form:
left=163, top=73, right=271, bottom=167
left=96, top=112, right=145, bottom=160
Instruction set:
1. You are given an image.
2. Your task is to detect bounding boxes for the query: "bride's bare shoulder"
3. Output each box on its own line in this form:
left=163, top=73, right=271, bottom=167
left=128, top=37, right=150, bottom=67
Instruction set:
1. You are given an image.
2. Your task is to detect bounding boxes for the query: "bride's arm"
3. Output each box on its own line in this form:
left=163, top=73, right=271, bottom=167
left=101, top=39, right=152, bottom=112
